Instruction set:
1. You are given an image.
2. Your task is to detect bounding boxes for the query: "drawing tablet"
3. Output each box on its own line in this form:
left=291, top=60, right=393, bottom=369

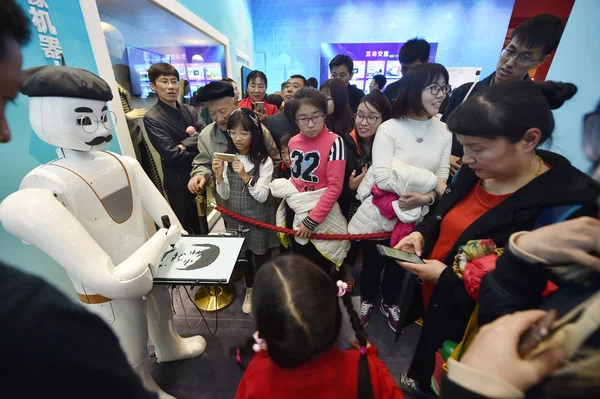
left=153, top=236, right=245, bottom=285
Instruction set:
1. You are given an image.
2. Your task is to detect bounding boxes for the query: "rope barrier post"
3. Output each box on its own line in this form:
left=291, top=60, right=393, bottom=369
left=195, top=189, right=209, bottom=235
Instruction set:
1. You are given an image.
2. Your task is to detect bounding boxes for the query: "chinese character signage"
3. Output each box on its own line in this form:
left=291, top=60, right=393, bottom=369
left=28, top=0, right=63, bottom=65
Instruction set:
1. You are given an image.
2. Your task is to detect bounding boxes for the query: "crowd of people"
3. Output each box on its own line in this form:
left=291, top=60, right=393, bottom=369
left=1, top=1, right=599, bottom=398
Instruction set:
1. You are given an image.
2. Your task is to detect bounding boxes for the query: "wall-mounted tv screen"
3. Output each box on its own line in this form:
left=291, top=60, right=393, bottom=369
left=127, top=45, right=226, bottom=99
left=320, top=42, right=438, bottom=93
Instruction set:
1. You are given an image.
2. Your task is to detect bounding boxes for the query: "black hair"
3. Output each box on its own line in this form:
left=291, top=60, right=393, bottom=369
left=372, top=75, right=387, bottom=90
left=280, top=132, right=293, bottom=149
left=266, top=93, right=283, bottom=109
left=510, top=14, right=564, bottom=56
left=320, top=78, right=355, bottom=135
left=306, top=77, right=319, bottom=88
left=289, top=74, right=307, bottom=87
left=356, top=91, right=392, bottom=157
left=289, top=87, right=328, bottom=121
left=221, top=77, right=236, bottom=85
left=329, top=54, right=354, bottom=74
left=399, top=38, right=431, bottom=64
left=226, top=108, right=269, bottom=170
left=246, top=70, right=268, bottom=89
left=281, top=81, right=287, bottom=91
left=0, top=0, right=30, bottom=59
left=391, top=63, right=449, bottom=119
left=148, top=63, right=179, bottom=83
left=247, top=255, right=374, bottom=398
left=447, top=80, right=577, bottom=146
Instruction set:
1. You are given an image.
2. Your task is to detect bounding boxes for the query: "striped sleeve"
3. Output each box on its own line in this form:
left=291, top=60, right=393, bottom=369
left=328, top=136, right=345, bottom=161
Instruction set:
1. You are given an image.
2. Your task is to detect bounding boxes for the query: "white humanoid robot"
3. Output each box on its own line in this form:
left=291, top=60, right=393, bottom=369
left=0, top=66, right=205, bottom=399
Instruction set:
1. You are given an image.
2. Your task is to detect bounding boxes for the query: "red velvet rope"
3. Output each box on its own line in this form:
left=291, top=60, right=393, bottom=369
left=214, top=204, right=391, bottom=241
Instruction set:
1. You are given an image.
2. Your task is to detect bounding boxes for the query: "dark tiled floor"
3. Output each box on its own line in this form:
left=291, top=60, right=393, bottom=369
left=152, top=220, right=428, bottom=398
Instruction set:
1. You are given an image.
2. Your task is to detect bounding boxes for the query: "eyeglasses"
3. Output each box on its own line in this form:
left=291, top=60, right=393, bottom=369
left=355, top=113, right=382, bottom=124
left=424, top=85, right=452, bottom=95
left=500, top=49, right=543, bottom=65
left=583, top=111, right=600, bottom=162
left=157, top=79, right=179, bottom=87
left=296, top=114, right=325, bottom=126
left=76, top=112, right=117, bottom=133
left=228, top=130, right=251, bottom=138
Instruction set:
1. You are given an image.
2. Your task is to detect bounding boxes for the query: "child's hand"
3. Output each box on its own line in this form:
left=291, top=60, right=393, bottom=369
left=212, top=159, right=224, bottom=182
left=349, top=165, right=368, bottom=191
left=232, top=159, right=249, bottom=180
left=398, top=192, right=429, bottom=210
left=296, top=223, right=312, bottom=239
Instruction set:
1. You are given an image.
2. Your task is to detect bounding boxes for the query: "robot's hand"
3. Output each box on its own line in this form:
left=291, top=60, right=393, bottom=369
left=125, top=108, right=148, bottom=121
left=166, top=224, right=183, bottom=246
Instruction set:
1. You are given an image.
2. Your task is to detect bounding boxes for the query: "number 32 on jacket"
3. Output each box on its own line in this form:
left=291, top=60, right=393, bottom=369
left=290, top=149, right=321, bottom=183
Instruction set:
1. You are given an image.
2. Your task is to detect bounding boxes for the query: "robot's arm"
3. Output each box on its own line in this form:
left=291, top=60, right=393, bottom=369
left=0, top=188, right=177, bottom=299
left=123, top=156, right=184, bottom=229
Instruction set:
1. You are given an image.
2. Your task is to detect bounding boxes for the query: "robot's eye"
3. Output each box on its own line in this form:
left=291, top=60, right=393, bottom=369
left=101, top=114, right=108, bottom=123
left=76, top=116, right=93, bottom=126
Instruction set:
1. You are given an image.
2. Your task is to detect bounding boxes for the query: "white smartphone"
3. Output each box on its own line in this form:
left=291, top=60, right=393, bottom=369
left=214, top=152, right=236, bottom=162
left=375, top=244, right=424, bottom=264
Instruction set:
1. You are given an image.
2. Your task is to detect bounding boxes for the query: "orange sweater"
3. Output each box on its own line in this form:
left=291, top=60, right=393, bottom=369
left=422, top=182, right=511, bottom=307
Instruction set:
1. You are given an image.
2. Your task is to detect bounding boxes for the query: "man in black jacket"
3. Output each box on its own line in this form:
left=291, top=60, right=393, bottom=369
left=442, top=14, right=565, bottom=167
left=0, top=1, right=157, bottom=397
left=143, top=63, right=204, bottom=234
left=329, top=54, right=364, bottom=112
left=384, top=38, right=430, bottom=104
left=265, top=74, right=306, bottom=150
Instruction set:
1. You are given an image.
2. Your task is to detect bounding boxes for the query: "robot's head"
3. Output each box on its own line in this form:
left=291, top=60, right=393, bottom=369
left=21, top=66, right=115, bottom=151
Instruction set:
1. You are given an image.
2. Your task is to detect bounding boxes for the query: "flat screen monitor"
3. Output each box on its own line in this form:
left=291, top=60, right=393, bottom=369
left=127, top=45, right=226, bottom=99
left=320, top=42, right=438, bottom=94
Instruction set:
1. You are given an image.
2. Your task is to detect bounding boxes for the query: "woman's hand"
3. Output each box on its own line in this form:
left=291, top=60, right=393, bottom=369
left=395, top=232, right=425, bottom=256
left=459, top=310, right=566, bottom=393
left=514, top=217, right=600, bottom=271
left=449, top=155, right=462, bottom=177
left=396, top=259, right=447, bottom=283
left=435, top=179, right=447, bottom=197
left=398, top=192, right=430, bottom=210
left=349, top=165, right=368, bottom=191
left=232, top=159, right=250, bottom=182
left=212, top=159, right=224, bottom=183
left=254, top=109, right=268, bottom=122
left=296, top=223, right=313, bottom=239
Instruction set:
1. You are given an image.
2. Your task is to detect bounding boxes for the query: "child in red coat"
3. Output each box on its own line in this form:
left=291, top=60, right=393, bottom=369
left=233, top=255, right=403, bottom=399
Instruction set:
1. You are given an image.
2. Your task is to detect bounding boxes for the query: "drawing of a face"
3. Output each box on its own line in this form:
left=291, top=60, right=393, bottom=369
left=175, top=243, right=221, bottom=271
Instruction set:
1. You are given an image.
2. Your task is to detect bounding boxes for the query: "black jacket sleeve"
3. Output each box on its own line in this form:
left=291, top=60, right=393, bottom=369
left=0, top=263, right=158, bottom=399
left=478, top=246, right=551, bottom=326
left=143, top=116, right=197, bottom=166
left=440, top=376, right=491, bottom=399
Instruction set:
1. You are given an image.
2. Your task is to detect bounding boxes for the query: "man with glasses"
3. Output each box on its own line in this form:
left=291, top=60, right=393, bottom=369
left=329, top=54, right=364, bottom=112
left=188, top=81, right=280, bottom=196
left=442, top=14, right=565, bottom=173
left=265, top=74, right=307, bottom=151
left=144, top=62, right=204, bottom=234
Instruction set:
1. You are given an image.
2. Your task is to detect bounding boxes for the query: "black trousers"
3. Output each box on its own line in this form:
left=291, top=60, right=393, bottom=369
left=360, top=239, right=407, bottom=304
left=240, top=250, right=271, bottom=288
left=290, top=238, right=335, bottom=279
left=164, top=184, right=201, bottom=235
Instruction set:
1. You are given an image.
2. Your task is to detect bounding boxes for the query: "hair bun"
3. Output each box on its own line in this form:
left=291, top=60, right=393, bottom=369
left=537, top=81, right=577, bottom=110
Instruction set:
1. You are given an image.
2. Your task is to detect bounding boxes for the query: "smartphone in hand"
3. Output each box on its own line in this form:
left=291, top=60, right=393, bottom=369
left=376, top=244, right=424, bottom=264
left=214, top=152, right=237, bottom=162
left=253, top=101, right=265, bottom=114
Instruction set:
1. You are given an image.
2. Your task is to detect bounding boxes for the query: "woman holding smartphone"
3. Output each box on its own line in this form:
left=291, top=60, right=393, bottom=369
left=393, top=80, right=599, bottom=396
left=238, top=70, right=278, bottom=119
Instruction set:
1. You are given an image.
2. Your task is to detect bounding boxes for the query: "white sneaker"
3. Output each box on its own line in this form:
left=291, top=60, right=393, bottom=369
left=242, top=287, right=253, bottom=314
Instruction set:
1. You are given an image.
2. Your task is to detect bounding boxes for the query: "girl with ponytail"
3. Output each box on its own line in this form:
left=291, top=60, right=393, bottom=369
left=233, top=254, right=403, bottom=399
